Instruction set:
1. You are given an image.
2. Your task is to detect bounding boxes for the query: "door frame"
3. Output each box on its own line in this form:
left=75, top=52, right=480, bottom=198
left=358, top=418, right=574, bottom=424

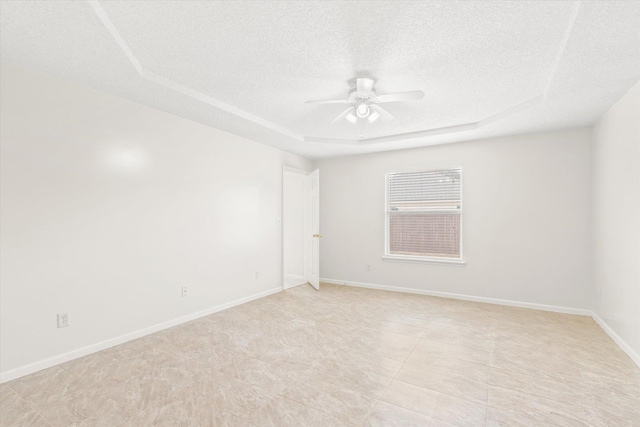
left=282, top=166, right=311, bottom=290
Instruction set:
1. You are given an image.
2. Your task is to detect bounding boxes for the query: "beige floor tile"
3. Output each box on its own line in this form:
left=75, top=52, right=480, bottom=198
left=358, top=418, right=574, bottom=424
left=488, top=386, right=606, bottom=427
left=333, top=350, right=405, bottom=379
left=404, top=352, right=490, bottom=383
left=379, top=321, right=427, bottom=337
left=7, top=367, right=76, bottom=403
left=279, top=375, right=377, bottom=425
left=351, top=330, right=420, bottom=362
left=485, top=405, right=593, bottom=427
left=490, top=349, right=585, bottom=383
left=59, top=398, right=129, bottom=427
left=0, top=385, right=50, bottom=426
left=489, top=366, right=597, bottom=408
left=117, top=346, right=183, bottom=373
left=383, top=314, right=433, bottom=328
left=422, top=328, right=492, bottom=352
left=123, top=397, right=244, bottom=427
left=307, top=359, right=392, bottom=398
left=29, top=381, right=124, bottom=426
left=380, top=380, right=439, bottom=416
left=104, top=363, right=199, bottom=415
left=581, top=370, right=640, bottom=399
left=396, top=363, right=489, bottom=403
left=59, top=353, right=142, bottom=387
left=220, top=354, right=301, bottom=395
left=431, top=393, right=486, bottom=427
left=6, top=367, right=111, bottom=426
left=414, top=339, right=491, bottom=365
left=367, top=401, right=433, bottom=427
left=428, top=419, right=459, bottom=427
left=586, top=379, right=640, bottom=427
left=2, top=283, right=639, bottom=427
left=248, top=395, right=353, bottom=427
left=195, top=377, right=276, bottom=421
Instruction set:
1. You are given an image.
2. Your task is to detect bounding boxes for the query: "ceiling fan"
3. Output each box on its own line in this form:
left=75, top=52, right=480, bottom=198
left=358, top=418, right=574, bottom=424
left=305, top=78, right=425, bottom=127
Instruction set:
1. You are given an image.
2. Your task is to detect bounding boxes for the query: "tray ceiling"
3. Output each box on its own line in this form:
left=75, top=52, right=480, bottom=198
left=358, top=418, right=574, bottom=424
left=1, top=1, right=639, bottom=159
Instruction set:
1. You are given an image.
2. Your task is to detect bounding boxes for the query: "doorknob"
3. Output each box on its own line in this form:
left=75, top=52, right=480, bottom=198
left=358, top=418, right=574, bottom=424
left=312, top=234, right=323, bottom=238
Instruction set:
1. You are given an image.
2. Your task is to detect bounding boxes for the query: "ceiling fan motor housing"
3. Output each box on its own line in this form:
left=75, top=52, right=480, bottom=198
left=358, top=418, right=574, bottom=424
left=349, top=88, right=376, bottom=102
left=305, top=77, right=425, bottom=128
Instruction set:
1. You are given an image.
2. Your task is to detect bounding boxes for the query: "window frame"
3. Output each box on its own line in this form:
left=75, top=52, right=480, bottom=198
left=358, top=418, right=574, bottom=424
left=383, top=167, right=466, bottom=265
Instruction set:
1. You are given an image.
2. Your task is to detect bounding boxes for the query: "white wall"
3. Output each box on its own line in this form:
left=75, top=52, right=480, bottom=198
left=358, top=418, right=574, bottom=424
left=283, top=171, right=305, bottom=280
left=0, top=63, right=313, bottom=378
left=317, top=128, right=593, bottom=311
left=592, top=81, right=640, bottom=361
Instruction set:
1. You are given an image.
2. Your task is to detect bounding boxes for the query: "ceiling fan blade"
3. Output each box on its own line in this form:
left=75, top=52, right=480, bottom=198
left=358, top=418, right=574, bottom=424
left=356, top=78, right=375, bottom=98
left=370, top=104, right=394, bottom=122
left=330, top=107, right=355, bottom=124
left=374, top=90, right=425, bottom=103
left=305, top=99, right=353, bottom=104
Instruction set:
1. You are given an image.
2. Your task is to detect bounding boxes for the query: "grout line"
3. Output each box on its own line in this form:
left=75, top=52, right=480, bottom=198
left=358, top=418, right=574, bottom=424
left=484, top=333, right=496, bottom=426
left=7, top=383, right=53, bottom=426
left=394, top=318, right=494, bottom=424
left=367, top=317, right=435, bottom=421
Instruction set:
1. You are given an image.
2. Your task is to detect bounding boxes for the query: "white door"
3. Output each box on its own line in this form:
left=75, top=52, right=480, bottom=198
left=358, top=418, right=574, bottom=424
left=305, top=169, right=320, bottom=290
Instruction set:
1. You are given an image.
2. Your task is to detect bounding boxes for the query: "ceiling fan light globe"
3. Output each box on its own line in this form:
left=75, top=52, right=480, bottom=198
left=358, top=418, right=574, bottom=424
left=345, top=111, right=358, bottom=124
left=356, top=104, right=370, bottom=118
left=367, top=110, right=380, bottom=123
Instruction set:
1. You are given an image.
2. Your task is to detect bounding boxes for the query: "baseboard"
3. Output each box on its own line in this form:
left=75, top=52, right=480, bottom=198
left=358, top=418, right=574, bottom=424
left=284, top=281, right=308, bottom=290
left=0, top=286, right=282, bottom=384
left=284, top=274, right=307, bottom=290
left=591, top=312, right=640, bottom=368
left=320, top=278, right=592, bottom=316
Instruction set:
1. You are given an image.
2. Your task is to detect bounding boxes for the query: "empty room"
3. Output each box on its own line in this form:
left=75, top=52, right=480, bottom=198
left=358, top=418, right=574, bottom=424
left=1, top=1, right=639, bottom=426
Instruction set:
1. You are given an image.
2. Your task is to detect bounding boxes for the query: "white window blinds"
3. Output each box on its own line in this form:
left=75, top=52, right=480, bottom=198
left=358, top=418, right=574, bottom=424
left=386, top=168, right=462, bottom=260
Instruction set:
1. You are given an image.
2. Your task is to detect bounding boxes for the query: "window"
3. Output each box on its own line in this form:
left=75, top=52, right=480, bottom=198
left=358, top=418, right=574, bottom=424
left=384, top=168, right=463, bottom=263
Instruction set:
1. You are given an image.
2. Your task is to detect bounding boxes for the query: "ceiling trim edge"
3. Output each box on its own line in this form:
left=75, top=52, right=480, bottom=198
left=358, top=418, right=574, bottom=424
left=87, top=0, right=581, bottom=147
left=86, top=0, right=304, bottom=142
left=86, top=0, right=144, bottom=77
left=543, top=0, right=581, bottom=98
left=304, top=96, right=544, bottom=145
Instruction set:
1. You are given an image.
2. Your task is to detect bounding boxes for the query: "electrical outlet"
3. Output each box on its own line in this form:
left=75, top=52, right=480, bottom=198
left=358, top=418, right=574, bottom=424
left=181, top=286, right=188, bottom=297
left=366, top=264, right=371, bottom=271
left=57, top=313, right=69, bottom=328
left=255, top=271, right=260, bottom=279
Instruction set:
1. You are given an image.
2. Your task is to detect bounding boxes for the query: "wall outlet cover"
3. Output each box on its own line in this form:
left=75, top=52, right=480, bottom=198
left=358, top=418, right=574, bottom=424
left=57, top=313, right=69, bottom=328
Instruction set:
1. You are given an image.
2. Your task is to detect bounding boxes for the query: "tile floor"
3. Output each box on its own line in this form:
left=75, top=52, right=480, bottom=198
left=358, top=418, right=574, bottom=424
left=1, top=283, right=639, bottom=426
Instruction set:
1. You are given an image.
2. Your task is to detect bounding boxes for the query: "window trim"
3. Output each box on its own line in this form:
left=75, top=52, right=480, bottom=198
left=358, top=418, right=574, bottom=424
left=383, top=167, right=465, bottom=265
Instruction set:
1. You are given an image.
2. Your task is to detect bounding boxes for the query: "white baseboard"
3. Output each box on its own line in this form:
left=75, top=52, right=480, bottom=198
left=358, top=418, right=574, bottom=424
left=284, top=274, right=307, bottom=289
left=591, top=312, right=640, bottom=368
left=0, top=286, right=282, bottom=384
left=320, top=278, right=592, bottom=316
left=284, top=281, right=308, bottom=290
left=5, top=279, right=636, bottom=383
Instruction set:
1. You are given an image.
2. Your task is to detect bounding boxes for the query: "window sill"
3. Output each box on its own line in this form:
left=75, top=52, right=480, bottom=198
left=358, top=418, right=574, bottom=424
left=382, top=255, right=467, bottom=266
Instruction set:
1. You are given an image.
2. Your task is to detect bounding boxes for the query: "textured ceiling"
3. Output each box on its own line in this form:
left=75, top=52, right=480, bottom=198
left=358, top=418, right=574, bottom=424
left=1, top=1, right=639, bottom=159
